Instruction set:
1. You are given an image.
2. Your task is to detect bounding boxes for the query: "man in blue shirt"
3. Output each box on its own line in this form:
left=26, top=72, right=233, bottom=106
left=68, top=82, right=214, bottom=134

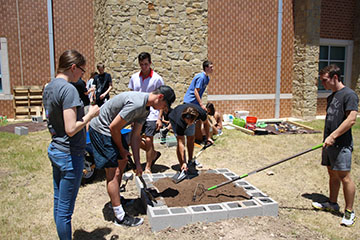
left=184, top=60, right=213, bottom=111
left=184, top=61, right=214, bottom=148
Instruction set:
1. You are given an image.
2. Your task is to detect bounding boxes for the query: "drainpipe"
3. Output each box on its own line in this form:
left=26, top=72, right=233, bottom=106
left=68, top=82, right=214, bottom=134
left=275, top=0, right=283, bottom=119
left=16, top=0, right=24, bottom=85
left=47, top=0, right=55, bottom=80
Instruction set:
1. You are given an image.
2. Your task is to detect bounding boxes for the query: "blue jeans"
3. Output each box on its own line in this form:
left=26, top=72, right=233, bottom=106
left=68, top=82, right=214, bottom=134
left=48, top=144, right=84, bottom=240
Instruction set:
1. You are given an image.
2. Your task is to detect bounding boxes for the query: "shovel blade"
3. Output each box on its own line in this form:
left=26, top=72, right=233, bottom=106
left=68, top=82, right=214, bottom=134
left=171, top=170, right=187, bottom=184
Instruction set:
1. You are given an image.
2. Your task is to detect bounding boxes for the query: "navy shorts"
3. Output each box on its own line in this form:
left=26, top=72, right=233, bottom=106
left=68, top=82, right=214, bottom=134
left=321, top=145, right=352, bottom=171
left=88, top=126, right=129, bottom=169
left=141, top=120, right=157, bottom=137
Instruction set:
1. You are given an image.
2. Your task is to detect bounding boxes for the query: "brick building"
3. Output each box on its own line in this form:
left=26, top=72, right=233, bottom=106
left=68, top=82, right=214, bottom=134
left=0, top=0, right=359, bottom=119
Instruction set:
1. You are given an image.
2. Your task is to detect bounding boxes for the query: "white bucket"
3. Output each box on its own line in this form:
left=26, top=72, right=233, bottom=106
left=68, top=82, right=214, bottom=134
left=235, top=110, right=249, bottom=120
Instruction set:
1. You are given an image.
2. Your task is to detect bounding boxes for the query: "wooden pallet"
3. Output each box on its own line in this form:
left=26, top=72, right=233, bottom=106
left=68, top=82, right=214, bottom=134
left=13, top=85, right=44, bottom=120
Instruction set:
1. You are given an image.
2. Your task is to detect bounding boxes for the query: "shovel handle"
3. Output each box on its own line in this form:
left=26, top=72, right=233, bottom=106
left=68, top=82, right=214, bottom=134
left=207, top=144, right=323, bottom=191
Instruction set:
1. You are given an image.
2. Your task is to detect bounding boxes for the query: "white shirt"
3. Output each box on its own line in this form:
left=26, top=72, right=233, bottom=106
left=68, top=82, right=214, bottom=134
left=128, top=69, right=164, bottom=121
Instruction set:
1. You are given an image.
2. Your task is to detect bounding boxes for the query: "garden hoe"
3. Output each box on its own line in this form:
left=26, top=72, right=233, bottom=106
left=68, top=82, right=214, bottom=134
left=172, top=142, right=214, bottom=184
left=192, top=144, right=323, bottom=201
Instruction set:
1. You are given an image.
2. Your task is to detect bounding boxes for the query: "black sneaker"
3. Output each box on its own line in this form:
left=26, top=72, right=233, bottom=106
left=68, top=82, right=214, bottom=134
left=114, top=214, right=144, bottom=227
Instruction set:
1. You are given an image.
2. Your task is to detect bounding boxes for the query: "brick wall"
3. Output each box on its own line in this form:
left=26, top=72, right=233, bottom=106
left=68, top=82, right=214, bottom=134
left=52, top=0, right=95, bottom=80
left=208, top=0, right=294, bottom=118
left=0, top=0, right=95, bottom=118
left=320, top=0, right=356, bottom=39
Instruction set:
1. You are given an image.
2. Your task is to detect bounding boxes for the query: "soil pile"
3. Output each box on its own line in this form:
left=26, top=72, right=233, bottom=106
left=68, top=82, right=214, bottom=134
left=153, top=172, right=251, bottom=207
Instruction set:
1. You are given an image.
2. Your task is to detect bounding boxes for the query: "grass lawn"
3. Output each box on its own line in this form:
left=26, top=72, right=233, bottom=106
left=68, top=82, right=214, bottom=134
left=0, top=119, right=359, bottom=239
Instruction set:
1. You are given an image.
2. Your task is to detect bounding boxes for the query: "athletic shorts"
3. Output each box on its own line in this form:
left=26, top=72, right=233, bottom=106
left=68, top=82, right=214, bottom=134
left=88, top=126, right=129, bottom=169
left=321, top=145, right=352, bottom=171
left=170, top=119, right=195, bottom=137
left=141, top=120, right=157, bottom=137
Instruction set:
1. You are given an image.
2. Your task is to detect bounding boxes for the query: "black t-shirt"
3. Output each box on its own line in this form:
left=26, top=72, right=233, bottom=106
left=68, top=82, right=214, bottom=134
left=71, top=78, right=90, bottom=106
left=94, top=72, right=112, bottom=100
left=168, top=103, right=207, bottom=136
left=324, top=86, right=358, bottom=147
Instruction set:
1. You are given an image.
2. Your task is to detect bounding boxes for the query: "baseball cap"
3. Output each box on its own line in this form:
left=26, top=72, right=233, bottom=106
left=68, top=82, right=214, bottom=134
left=158, top=85, right=176, bottom=108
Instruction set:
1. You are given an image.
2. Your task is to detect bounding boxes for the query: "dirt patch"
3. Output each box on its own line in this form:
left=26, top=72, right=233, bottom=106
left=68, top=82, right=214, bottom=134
left=0, top=121, right=47, bottom=133
left=153, top=172, right=250, bottom=207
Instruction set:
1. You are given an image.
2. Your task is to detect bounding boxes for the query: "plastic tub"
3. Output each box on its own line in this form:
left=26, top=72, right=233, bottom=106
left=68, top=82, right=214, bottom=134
left=233, top=117, right=245, bottom=127
left=246, top=116, right=257, bottom=124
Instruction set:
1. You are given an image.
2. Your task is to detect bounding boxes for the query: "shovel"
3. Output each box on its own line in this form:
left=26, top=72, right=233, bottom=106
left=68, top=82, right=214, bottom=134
left=138, top=175, right=157, bottom=204
left=172, top=143, right=213, bottom=184
left=206, top=144, right=323, bottom=191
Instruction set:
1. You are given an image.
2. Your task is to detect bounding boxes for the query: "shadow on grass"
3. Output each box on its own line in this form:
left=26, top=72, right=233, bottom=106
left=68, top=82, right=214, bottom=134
left=278, top=192, right=344, bottom=217
left=73, top=227, right=113, bottom=240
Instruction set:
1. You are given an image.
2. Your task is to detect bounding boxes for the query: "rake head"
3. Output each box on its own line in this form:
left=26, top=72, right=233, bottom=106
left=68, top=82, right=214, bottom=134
left=192, top=183, right=206, bottom=202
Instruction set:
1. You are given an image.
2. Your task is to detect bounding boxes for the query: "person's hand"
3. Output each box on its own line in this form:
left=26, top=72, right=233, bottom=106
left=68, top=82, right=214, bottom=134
left=119, top=149, right=131, bottom=162
left=156, top=119, right=162, bottom=131
left=99, top=93, right=105, bottom=100
left=88, top=105, right=100, bottom=118
left=181, top=162, right=188, bottom=171
left=324, top=135, right=335, bottom=147
left=200, top=104, right=207, bottom=111
left=135, top=163, right=143, bottom=176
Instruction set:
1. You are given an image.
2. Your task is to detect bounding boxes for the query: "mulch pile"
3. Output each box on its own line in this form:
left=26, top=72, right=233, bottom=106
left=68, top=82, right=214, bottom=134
left=0, top=121, right=47, bottom=133
left=153, top=172, right=250, bottom=207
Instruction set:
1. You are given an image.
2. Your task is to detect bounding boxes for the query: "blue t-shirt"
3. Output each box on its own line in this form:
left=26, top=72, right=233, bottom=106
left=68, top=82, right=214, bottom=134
left=183, top=72, right=210, bottom=105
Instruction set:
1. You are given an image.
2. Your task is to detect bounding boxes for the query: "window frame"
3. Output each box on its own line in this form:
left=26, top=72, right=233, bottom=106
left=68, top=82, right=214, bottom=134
left=318, top=38, right=353, bottom=98
left=0, top=38, right=12, bottom=100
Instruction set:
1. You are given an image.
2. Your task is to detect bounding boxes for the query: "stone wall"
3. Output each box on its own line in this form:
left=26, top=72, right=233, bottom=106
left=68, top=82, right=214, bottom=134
left=292, top=0, right=321, bottom=120
left=94, top=0, right=208, bottom=105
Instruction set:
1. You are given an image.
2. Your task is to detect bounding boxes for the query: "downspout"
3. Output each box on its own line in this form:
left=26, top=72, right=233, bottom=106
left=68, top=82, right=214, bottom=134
left=275, top=0, right=283, bottom=119
left=15, top=0, right=24, bottom=85
left=47, top=0, right=55, bottom=80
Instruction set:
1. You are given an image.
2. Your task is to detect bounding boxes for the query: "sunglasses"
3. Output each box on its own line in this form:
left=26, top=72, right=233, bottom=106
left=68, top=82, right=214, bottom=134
left=76, top=65, right=86, bottom=73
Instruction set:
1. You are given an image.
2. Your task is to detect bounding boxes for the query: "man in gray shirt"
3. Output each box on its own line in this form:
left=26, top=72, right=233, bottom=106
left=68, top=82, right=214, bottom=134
left=89, top=85, right=175, bottom=227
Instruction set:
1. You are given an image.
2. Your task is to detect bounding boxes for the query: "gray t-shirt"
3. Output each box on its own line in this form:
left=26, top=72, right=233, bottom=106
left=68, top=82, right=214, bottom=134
left=324, top=86, right=359, bottom=147
left=90, top=91, right=150, bottom=136
left=43, top=78, right=85, bottom=155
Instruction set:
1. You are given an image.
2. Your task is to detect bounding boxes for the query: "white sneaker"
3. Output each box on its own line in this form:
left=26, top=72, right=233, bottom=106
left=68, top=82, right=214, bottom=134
left=194, top=159, right=203, bottom=168
left=341, top=210, right=356, bottom=227
left=312, top=201, right=340, bottom=212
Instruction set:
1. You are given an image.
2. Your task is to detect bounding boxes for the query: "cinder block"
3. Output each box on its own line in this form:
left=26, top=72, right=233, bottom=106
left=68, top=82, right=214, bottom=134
left=224, top=200, right=263, bottom=218
left=166, top=140, right=177, bottom=148
left=31, top=116, right=43, bottom=123
left=189, top=204, right=228, bottom=223
left=254, top=197, right=278, bottom=216
left=14, top=126, right=28, bottom=135
left=147, top=206, right=192, bottom=232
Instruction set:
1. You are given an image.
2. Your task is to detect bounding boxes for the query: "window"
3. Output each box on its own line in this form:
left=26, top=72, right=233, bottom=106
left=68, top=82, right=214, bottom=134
left=318, top=39, right=353, bottom=94
left=0, top=38, right=11, bottom=100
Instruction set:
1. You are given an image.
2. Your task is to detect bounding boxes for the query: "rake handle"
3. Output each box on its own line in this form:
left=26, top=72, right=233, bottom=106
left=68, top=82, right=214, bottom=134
left=207, top=144, right=323, bottom=191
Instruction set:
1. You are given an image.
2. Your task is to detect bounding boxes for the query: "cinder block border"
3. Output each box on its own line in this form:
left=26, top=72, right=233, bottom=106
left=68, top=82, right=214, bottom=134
left=136, top=169, right=278, bottom=232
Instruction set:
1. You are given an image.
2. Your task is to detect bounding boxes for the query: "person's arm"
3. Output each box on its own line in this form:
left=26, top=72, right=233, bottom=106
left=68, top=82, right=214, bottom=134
left=194, top=88, right=206, bottom=110
left=324, top=110, right=357, bottom=146
left=215, top=111, right=223, bottom=130
left=109, top=115, right=131, bottom=160
left=156, top=109, right=163, bottom=131
left=63, top=105, right=100, bottom=137
left=100, top=82, right=113, bottom=100
left=176, top=135, right=188, bottom=171
left=130, top=122, right=143, bottom=175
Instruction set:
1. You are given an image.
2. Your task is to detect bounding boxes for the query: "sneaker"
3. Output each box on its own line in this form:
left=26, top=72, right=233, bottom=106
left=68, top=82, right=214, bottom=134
left=194, top=159, right=203, bottom=168
left=160, top=128, right=168, bottom=144
left=114, top=214, right=144, bottom=227
left=341, top=210, right=356, bottom=227
left=312, top=201, right=340, bottom=212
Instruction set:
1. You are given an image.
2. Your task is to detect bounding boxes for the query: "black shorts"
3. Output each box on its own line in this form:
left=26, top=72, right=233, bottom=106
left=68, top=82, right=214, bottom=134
left=141, top=120, right=157, bottom=137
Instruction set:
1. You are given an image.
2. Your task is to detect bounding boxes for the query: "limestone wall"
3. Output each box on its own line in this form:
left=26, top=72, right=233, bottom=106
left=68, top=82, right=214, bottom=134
left=292, top=0, right=320, bottom=120
left=94, top=0, right=208, bottom=105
